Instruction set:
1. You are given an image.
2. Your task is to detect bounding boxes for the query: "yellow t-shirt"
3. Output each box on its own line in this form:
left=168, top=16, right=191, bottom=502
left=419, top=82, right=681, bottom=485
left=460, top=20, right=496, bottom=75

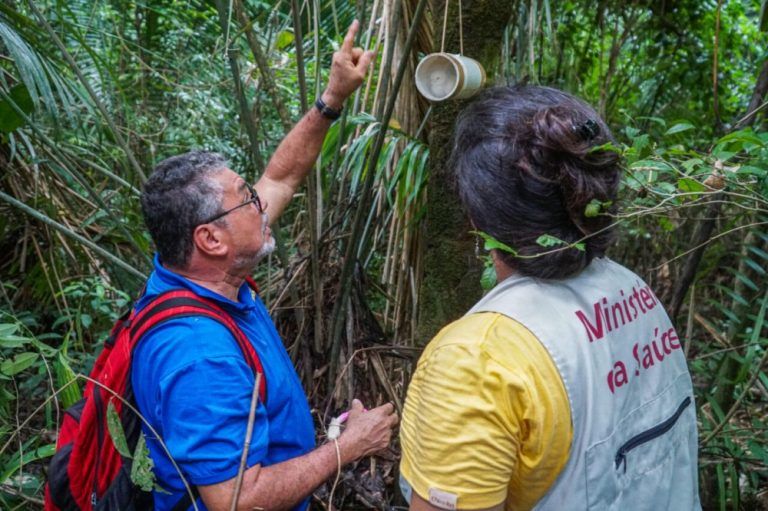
left=400, top=312, right=572, bottom=510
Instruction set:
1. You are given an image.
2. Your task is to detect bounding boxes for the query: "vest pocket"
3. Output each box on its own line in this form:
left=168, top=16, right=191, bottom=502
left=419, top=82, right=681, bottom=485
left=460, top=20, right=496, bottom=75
left=584, top=379, right=698, bottom=511
left=614, top=396, right=691, bottom=473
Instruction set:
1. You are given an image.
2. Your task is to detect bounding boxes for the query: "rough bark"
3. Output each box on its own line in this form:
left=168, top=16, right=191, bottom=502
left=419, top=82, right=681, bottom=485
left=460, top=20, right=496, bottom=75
left=416, top=0, right=516, bottom=343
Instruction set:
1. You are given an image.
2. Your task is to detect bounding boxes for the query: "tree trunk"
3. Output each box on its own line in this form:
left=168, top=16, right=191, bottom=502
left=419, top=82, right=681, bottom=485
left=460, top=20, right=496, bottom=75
left=733, top=59, right=768, bottom=130
left=416, top=0, right=516, bottom=342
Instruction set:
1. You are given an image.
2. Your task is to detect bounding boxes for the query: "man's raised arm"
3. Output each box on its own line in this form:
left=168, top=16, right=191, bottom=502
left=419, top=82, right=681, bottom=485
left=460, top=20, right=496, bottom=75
left=255, top=20, right=374, bottom=224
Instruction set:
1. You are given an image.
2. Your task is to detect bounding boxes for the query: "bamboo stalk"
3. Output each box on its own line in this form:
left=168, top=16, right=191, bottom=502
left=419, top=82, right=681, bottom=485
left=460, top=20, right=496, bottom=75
left=354, top=0, right=382, bottom=115
left=0, top=191, right=146, bottom=280
left=290, top=0, right=309, bottom=113
left=306, top=0, right=325, bottom=354
left=233, top=0, right=293, bottom=133
left=327, top=0, right=428, bottom=389
left=215, top=0, right=265, bottom=174
left=360, top=0, right=387, bottom=116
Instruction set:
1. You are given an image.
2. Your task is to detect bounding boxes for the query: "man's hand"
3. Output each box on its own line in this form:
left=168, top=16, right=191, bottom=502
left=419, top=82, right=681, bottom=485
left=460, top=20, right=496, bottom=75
left=257, top=20, right=373, bottom=225
left=321, top=20, right=375, bottom=109
left=338, top=399, right=398, bottom=463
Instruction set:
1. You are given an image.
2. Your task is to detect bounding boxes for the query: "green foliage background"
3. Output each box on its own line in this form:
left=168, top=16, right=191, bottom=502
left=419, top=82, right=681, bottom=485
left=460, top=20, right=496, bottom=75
left=0, top=0, right=767, bottom=509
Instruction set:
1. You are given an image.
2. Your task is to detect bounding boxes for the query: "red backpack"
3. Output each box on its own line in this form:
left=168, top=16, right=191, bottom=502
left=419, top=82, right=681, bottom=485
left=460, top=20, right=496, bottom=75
left=45, top=284, right=267, bottom=511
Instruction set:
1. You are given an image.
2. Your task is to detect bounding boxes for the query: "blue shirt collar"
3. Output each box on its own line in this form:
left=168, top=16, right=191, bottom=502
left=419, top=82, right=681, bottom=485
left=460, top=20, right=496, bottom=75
left=148, top=254, right=257, bottom=313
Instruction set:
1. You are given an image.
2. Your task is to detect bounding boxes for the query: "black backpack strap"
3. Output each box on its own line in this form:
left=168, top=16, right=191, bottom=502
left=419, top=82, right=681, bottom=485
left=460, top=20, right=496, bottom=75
left=170, top=485, right=201, bottom=511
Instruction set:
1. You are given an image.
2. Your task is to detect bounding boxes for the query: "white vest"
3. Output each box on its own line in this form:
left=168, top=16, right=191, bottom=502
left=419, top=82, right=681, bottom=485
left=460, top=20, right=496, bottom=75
left=468, top=258, right=700, bottom=510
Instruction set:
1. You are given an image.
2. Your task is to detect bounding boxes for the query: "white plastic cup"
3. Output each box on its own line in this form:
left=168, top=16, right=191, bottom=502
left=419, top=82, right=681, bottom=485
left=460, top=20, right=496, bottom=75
left=415, top=53, right=486, bottom=102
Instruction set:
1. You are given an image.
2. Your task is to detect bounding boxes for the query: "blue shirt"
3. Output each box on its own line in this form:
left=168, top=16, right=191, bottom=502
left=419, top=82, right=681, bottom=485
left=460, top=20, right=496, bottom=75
left=131, top=256, right=315, bottom=510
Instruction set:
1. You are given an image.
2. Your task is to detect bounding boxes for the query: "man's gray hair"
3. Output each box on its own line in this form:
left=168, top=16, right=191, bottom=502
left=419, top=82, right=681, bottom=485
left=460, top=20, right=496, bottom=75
left=141, top=151, right=227, bottom=268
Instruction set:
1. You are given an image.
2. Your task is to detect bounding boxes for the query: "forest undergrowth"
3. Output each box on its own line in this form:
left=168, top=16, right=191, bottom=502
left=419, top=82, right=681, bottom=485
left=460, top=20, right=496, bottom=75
left=0, top=0, right=767, bottom=509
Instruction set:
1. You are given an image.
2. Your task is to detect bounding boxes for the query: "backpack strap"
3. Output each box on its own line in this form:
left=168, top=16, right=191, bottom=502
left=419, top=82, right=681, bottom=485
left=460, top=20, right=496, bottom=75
left=245, top=276, right=259, bottom=294
left=170, top=486, right=201, bottom=511
left=128, top=289, right=267, bottom=403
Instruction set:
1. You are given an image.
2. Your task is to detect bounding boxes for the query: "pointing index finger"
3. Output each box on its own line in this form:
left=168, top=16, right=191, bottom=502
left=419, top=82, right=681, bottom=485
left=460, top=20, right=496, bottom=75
left=342, top=19, right=360, bottom=53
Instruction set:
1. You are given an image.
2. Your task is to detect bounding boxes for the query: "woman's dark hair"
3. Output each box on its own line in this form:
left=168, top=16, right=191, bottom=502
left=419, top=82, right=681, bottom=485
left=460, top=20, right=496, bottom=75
left=453, top=85, right=621, bottom=279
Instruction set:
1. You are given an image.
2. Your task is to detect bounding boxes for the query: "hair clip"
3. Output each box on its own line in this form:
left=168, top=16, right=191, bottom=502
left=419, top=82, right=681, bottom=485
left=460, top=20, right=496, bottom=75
left=573, top=119, right=601, bottom=141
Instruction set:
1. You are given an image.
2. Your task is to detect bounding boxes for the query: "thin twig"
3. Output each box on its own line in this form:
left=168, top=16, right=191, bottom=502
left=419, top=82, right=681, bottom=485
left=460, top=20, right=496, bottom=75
left=230, top=372, right=262, bottom=511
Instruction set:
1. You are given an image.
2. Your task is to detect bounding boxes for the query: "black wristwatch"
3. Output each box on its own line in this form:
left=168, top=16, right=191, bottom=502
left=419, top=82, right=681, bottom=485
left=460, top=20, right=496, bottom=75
left=315, top=97, right=343, bottom=120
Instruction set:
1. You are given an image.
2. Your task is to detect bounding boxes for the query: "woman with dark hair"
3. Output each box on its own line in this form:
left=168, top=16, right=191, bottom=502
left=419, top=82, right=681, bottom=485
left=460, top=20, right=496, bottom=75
left=399, top=86, right=700, bottom=511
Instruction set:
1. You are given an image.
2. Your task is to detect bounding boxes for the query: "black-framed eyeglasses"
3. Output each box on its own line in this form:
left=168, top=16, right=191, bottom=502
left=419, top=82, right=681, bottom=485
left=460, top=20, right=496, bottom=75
left=202, top=181, right=264, bottom=225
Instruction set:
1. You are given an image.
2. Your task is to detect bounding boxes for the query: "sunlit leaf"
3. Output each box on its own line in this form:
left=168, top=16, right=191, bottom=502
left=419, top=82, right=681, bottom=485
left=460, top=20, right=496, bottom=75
left=0, top=335, right=31, bottom=349
left=276, top=30, right=294, bottom=50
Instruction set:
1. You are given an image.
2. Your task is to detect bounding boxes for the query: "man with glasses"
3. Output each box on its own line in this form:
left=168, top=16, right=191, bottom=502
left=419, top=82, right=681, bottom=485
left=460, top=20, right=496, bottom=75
left=133, top=21, right=398, bottom=511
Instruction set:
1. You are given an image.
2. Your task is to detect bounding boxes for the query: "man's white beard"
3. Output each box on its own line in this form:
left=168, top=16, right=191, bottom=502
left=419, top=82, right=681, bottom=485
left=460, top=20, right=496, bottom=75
left=234, top=214, right=275, bottom=271
left=255, top=235, right=276, bottom=261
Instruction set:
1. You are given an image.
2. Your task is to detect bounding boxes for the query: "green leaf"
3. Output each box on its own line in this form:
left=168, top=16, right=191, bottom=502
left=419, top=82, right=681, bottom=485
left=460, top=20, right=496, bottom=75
left=681, top=158, right=704, bottom=173
left=677, top=178, right=707, bottom=193
left=0, top=83, right=34, bottom=134
left=0, top=323, right=19, bottom=337
left=536, top=234, right=585, bottom=251
left=589, top=141, right=625, bottom=155
left=106, top=400, right=132, bottom=458
left=584, top=199, right=611, bottom=218
left=716, top=129, right=766, bottom=148
left=0, top=444, right=55, bottom=484
left=130, top=433, right=161, bottom=493
left=0, top=323, right=31, bottom=348
left=0, top=335, right=31, bottom=349
left=748, top=245, right=768, bottom=261
left=0, top=352, right=38, bottom=376
left=584, top=200, right=601, bottom=218
left=276, top=30, right=294, bottom=50
left=629, top=134, right=650, bottom=158
left=55, top=352, right=82, bottom=409
left=655, top=182, right=677, bottom=195
left=637, top=116, right=666, bottom=128
left=664, top=122, right=694, bottom=136
left=480, top=263, right=497, bottom=291
left=743, top=257, right=767, bottom=276
left=657, top=217, right=675, bottom=232
left=472, top=231, right=517, bottom=255
left=735, top=165, right=767, bottom=177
